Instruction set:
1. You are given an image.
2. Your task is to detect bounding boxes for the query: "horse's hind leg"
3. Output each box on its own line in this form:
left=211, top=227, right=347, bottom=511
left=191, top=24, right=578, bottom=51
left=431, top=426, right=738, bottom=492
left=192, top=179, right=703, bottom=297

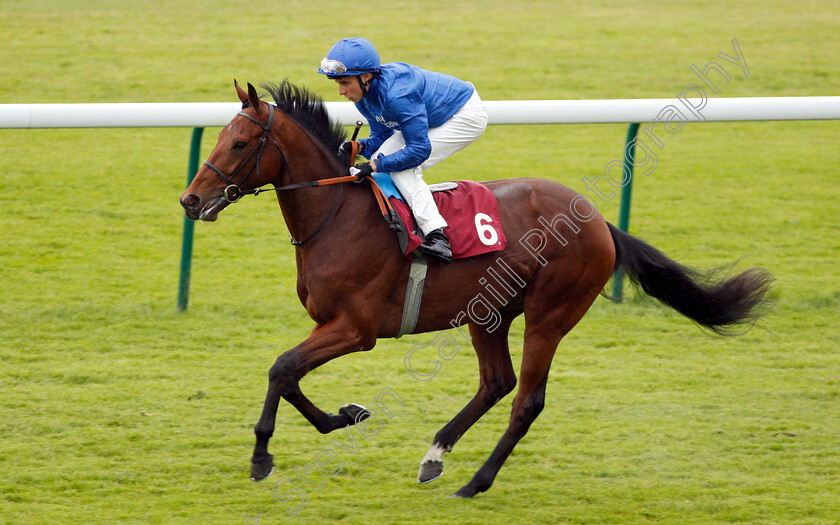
left=453, top=285, right=602, bottom=498
left=418, top=317, right=517, bottom=483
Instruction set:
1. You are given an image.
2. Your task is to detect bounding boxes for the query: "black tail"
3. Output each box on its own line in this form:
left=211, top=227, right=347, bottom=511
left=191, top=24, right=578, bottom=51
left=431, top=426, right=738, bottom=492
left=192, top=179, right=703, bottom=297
left=607, top=223, right=773, bottom=334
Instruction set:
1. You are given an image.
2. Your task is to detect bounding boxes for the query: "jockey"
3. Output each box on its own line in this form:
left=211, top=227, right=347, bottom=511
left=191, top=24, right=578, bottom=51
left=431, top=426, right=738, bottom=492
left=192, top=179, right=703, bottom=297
left=318, top=37, right=488, bottom=264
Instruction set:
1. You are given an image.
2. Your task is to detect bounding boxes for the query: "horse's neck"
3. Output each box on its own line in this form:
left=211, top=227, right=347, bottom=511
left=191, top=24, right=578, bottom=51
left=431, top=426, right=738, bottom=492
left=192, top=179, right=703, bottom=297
left=273, top=137, right=368, bottom=250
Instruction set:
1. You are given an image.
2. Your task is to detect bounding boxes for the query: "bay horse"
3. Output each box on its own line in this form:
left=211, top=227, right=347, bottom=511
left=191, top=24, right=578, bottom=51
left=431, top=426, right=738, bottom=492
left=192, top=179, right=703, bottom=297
left=179, top=80, right=773, bottom=498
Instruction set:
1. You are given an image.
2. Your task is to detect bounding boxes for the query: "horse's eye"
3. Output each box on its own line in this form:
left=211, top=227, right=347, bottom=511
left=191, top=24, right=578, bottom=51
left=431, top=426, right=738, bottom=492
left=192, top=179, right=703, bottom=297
left=233, top=141, right=247, bottom=150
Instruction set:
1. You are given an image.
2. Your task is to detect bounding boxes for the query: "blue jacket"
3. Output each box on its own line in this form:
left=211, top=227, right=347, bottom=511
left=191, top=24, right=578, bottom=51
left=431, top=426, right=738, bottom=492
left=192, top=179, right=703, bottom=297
left=356, top=63, right=474, bottom=173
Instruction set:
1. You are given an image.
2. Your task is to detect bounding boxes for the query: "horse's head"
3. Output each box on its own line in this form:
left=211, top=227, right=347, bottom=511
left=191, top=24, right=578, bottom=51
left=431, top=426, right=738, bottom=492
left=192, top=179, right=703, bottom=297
left=180, top=81, right=287, bottom=221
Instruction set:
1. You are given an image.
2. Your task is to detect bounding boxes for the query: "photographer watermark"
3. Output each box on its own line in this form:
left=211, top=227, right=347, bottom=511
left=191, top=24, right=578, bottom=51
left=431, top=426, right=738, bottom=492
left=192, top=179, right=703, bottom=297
left=583, top=37, right=748, bottom=203
left=404, top=36, right=750, bottom=381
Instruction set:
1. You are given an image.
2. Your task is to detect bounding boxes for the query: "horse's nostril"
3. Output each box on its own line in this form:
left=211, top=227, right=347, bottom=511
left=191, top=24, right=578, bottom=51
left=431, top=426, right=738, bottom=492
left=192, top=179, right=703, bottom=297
left=181, top=194, right=200, bottom=210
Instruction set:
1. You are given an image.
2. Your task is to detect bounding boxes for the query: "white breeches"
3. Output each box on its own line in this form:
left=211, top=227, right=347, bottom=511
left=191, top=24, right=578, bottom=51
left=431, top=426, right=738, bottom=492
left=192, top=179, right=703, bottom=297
left=371, top=88, right=488, bottom=235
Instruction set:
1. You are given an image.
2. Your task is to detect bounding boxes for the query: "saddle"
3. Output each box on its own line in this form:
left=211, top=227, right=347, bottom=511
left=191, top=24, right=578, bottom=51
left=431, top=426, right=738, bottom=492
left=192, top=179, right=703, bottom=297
left=377, top=176, right=507, bottom=259
left=359, top=174, right=507, bottom=337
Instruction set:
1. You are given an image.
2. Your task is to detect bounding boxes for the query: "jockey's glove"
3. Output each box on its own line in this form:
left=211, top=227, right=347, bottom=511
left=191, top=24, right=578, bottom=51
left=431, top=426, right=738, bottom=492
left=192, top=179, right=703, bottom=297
left=338, top=140, right=363, bottom=159
left=349, top=162, right=374, bottom=182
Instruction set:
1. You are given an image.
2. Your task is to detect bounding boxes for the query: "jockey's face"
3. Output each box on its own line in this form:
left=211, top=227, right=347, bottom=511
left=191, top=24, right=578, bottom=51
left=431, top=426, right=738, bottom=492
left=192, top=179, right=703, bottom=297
left=334, top=73, right=373, bottom=103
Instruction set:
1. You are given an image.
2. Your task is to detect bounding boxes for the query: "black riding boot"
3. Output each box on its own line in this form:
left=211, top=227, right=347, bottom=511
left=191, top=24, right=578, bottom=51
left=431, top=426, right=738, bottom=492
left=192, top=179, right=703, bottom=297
left=418, top=228, right=453, bottom=264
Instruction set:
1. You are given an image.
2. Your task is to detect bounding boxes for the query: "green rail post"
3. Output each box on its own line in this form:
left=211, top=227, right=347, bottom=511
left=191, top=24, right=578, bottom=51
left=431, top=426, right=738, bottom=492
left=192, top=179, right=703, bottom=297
left=611, top=122, right=640, bottom=300
left=177, top=127, right=204, bottom=311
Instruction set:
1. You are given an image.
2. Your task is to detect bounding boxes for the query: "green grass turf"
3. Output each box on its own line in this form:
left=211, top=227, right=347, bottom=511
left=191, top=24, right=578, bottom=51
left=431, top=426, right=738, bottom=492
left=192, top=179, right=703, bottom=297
left=1, top=0, right=839, bottom=523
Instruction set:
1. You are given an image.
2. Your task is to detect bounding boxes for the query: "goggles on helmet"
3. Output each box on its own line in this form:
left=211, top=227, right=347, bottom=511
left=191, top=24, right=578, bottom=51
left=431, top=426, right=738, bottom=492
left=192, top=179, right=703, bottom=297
left=319, top=58, right=349, bottom=75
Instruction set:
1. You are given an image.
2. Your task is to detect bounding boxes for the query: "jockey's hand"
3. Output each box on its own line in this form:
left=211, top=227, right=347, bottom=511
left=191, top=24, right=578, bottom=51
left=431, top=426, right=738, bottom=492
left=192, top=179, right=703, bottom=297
left=349, top=162, right=374, bottom=182
left=338, top=140, right=362, bottom=160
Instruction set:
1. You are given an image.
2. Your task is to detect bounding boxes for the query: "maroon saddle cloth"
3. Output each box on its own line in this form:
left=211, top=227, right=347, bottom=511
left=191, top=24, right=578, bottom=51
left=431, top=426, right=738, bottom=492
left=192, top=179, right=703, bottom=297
left=388, top=180, right=507, bottom=259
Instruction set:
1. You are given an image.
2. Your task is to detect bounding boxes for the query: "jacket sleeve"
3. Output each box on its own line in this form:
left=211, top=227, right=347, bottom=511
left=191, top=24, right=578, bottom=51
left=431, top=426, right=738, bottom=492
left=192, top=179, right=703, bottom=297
left=373, top=91, right=431, bottom=173
left=356, top=104, right=393, bottom=158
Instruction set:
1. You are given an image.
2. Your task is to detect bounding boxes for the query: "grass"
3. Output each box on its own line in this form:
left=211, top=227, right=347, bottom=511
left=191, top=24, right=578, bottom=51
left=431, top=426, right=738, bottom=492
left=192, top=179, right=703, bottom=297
left=2, top=0, right=839, bottom=523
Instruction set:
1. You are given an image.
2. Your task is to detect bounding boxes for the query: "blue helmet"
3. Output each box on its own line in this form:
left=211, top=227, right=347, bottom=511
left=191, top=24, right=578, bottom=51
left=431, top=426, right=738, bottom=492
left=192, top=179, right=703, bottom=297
left=318, top=37, right=380, bottom=77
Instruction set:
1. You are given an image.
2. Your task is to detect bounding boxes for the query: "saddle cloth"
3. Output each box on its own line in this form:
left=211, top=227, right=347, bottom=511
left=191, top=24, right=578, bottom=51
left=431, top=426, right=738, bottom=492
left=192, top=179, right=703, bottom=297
left=370, top=173, right=506, bottom=259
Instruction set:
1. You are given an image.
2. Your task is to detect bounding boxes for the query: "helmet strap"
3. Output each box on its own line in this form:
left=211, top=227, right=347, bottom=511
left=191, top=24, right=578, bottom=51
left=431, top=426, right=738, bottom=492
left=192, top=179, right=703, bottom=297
left=358, top=74, right=373, bottom=97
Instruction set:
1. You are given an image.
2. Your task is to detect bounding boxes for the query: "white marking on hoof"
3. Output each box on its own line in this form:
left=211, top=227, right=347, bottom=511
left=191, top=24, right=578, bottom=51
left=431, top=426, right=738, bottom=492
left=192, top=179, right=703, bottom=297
left=418, top=443, right=448, bottom=483
left=421, top=443, right=447, bottom=464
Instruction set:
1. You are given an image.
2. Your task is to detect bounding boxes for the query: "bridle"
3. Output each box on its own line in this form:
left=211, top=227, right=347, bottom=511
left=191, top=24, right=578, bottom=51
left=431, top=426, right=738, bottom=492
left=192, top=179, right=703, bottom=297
left=202, top=102, right=361, bottom=245
left=202, top=103, right=288, bottom=204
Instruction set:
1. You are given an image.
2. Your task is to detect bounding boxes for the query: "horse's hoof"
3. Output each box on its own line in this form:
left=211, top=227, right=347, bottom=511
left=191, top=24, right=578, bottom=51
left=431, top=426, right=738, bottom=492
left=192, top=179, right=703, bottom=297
left=452, top=485, right=478, bottom=498
left=418, top=460, right=443, bottom=484
left=250, top=455, right=275, bottom=482
left=339, top=403, right=370, bottom=424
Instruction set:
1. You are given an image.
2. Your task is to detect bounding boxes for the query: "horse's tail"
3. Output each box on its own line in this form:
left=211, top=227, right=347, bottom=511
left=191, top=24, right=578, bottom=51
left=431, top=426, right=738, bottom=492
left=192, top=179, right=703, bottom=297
left=607, top=222, right=774, bottom=334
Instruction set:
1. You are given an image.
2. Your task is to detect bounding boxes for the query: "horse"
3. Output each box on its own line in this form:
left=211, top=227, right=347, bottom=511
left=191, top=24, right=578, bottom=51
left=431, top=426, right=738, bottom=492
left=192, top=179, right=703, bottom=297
left=179, top=80, right=773, bottom=498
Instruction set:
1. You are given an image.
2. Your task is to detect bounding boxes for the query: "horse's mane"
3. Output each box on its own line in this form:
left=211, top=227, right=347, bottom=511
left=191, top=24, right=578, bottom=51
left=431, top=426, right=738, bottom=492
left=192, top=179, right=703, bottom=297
left=260, top=80, right=348, bottom=156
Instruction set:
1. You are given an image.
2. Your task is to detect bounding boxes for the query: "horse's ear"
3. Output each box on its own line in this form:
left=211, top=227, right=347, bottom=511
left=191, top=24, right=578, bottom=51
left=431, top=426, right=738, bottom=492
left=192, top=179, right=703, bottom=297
left=246, top=82, right=262, bottom=114
left=234, top=79, right=250, bottom=108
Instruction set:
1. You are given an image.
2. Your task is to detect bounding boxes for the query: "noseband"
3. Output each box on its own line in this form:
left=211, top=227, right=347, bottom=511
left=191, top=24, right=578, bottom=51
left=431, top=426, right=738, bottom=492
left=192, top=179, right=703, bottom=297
left=203, top=103, right=288, bottom=203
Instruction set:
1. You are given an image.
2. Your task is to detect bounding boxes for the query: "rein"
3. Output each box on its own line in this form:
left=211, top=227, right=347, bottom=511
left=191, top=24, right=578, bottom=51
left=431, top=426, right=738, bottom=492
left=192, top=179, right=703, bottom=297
left=203, top=103, right=363, bottom=246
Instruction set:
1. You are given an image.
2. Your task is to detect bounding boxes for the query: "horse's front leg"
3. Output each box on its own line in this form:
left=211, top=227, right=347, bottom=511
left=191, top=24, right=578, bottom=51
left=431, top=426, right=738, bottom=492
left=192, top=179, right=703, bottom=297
left=250, top=318, right=372, bottom=481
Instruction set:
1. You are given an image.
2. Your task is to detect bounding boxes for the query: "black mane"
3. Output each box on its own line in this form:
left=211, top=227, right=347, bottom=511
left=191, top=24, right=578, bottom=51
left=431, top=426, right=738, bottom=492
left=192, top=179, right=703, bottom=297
left=260, top=80, right=348, bottom=156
